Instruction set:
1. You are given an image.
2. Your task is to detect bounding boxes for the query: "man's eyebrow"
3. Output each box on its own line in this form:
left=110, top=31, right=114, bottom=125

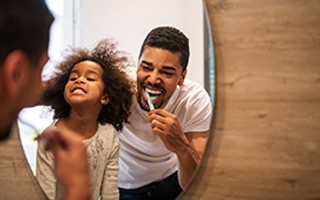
left=162, top=66, right=177, bottom=71
left=141, top=60, right=177, bottom=71
left=141, top=60, right=152, bottom=66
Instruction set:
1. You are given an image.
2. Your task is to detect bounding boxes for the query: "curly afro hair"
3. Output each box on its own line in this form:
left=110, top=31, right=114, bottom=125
left=42, top=39, right=134, bottom=131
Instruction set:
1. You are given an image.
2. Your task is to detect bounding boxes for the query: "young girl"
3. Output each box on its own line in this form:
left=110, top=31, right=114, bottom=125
left=36, top=39, right=134, bottom=200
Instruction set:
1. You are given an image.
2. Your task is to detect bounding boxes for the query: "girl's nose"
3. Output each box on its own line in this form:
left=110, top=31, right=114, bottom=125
left=75, top=76, right=85, bottom=83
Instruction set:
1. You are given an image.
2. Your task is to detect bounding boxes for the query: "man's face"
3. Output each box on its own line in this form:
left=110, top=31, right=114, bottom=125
left=136, top=46, right=186, bottom=111
left=0, top=50, right=48, bottom=141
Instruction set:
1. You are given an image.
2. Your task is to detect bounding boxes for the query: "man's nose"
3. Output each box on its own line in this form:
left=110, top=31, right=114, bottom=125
left=148, top=71, right=161, bottom=85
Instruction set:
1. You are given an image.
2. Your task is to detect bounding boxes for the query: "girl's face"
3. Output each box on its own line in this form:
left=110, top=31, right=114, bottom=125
left=64, top=60, right=108, bottom=109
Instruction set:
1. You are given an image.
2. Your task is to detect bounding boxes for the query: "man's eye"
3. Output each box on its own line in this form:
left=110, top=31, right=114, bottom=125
left=142, top=66, right=152, bottom=71
left=162, top=71, right=173, bottom=76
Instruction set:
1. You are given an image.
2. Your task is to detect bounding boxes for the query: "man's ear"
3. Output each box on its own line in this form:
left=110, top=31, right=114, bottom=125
left=100, top=95, right=110, bottom=105
left=2, top=50, right=29, bottom=96
left=178, top=69, right=187, bottom=86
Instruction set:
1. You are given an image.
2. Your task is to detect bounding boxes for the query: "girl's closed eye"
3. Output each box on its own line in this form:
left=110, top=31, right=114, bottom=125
left=86, top=73, right=100, bottom=81
left=87, top=77, right=96, bottom=81
left=69, top=73, right=79, bottom=81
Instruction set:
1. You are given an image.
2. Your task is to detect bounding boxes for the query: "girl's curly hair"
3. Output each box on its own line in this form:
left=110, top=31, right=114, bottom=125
left=42, top=39, right=134, bottom=131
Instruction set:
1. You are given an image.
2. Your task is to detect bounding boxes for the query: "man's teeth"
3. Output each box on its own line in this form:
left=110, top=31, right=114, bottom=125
left=145, top=88, right=161, bottom=95
left=150, top=96, right=158, bottom=101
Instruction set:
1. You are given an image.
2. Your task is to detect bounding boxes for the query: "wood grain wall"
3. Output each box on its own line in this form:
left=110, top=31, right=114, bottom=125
left=0, top=0, right=319, bottom=199
left=182, top=0, right=320, bottom=199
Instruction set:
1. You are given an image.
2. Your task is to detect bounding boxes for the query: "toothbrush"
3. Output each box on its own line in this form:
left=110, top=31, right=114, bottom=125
left=145, top=90, right=154, bottom=110
left=18, top=117, right=67, bottom=149
left=17, top=116, right=43, bottom=141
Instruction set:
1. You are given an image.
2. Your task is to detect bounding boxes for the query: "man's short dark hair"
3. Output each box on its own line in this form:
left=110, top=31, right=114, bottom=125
left=138, top=26, right=190, bottom=71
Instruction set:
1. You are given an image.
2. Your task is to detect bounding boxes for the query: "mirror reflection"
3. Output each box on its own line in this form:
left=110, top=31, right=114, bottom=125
left=17, top=0, right=214, bottom=199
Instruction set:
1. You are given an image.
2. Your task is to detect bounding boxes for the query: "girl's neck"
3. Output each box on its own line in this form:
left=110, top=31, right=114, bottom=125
left=56, top=115, right=99, bottom=139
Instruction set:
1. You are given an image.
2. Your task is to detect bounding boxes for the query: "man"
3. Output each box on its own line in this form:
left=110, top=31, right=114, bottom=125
left=119, top=26, right=212, bottom=199
left=0, top=0, right=90, bottom=199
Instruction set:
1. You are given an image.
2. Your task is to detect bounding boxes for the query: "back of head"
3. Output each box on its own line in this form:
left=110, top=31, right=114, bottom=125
left=0, top=0, right=54, bottom=66
left=138, top=26, right=190, bottom=71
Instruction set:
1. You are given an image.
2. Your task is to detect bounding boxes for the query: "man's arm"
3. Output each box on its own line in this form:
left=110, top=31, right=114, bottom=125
left=147, top=109, right=209, bottom=189
left=177, top=131, right=208, bottom=189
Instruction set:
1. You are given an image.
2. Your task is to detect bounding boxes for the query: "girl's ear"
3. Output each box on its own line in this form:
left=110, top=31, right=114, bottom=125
left=100, top=95, right=110, bottom=105
left=2, top=50, right=29, bottom=96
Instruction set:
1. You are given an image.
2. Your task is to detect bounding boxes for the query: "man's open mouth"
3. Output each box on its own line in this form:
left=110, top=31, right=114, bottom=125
left=144, top=87, right=161, bottom=101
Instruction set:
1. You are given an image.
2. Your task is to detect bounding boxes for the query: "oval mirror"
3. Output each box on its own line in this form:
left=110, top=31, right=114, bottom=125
left=17, top=0, right=214, bottom=199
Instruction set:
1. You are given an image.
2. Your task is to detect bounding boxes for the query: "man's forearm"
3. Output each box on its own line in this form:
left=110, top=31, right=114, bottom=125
left=176, top=145, right=200, bottom=189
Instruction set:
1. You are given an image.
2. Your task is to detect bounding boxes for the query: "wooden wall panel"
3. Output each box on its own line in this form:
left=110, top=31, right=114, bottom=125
left=182, top=0, right=320, bottom=199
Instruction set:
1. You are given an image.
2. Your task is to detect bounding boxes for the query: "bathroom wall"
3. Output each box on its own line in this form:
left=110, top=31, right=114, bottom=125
left=79, top=0, right=205, bottom=86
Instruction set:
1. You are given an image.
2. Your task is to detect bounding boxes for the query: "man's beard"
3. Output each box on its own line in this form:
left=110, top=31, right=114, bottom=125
left=137, top=91, right=167, bottom=112
left=137, top=91, right=149, bottom=112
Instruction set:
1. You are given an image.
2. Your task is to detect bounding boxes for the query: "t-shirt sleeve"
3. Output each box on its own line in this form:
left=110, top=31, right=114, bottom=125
left=182, top=83, right=212, bottom=133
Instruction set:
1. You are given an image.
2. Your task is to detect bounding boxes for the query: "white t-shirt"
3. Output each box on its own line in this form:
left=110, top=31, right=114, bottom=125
left=118, top=79, right=212, bottom=189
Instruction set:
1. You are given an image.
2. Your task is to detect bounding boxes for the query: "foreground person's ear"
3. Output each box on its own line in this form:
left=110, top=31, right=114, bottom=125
left=2, top=50, right=29, bottom=96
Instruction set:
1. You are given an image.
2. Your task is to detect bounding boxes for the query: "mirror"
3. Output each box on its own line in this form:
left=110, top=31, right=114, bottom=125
left=17, top=0, right=214, bottom=198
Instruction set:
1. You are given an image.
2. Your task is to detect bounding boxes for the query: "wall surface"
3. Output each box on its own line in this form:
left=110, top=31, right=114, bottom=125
left=182, top=0, right=320, bottom=199
left=0, top=0, right=319, bottom=199
left=80, top=0, right=205, bottom=86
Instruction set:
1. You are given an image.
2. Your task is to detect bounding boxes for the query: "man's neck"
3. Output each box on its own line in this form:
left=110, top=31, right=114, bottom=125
left=0, top=102, right=18, bottom=142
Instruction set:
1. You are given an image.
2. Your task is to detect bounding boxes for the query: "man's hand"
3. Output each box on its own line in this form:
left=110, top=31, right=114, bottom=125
left=147, top=109, right=190, bottom=154
left=147, top=109, right=208, bottom=189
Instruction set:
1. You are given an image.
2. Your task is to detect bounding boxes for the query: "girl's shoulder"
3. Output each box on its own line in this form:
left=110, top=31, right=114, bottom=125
left=86, top=123, right=119, bottom=151
left=97, top=123, right=118, bottom=140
